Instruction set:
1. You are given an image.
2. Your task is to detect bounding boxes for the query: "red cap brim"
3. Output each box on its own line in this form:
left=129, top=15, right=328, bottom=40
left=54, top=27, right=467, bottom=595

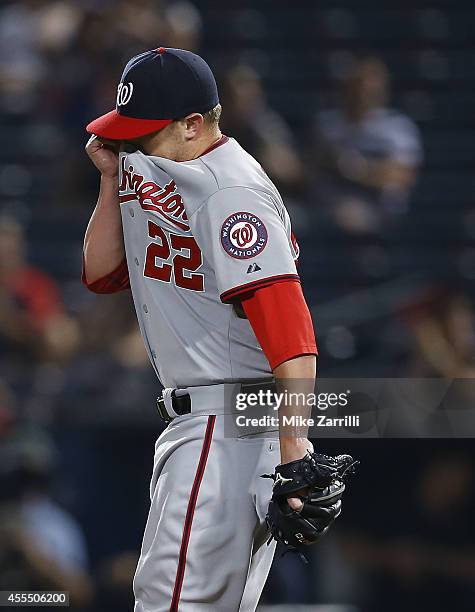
left=86, top=110, right=173, bottom=140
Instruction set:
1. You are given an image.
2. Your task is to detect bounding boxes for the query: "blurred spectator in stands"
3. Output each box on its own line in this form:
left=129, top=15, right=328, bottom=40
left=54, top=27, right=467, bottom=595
left=0, top=217, right=79, bottom=363
left=403, top=288, right=475, bottom=378
left=0, top=379, right=16, bottom=436
left=0, top=0, right=83, bottom=115
left=96, top=551, right=138, bottom=611
left=312, top=56, right=423, bottom=234
left=56, top=289, right=158, bottom=424
left=340, top=451, right=475, bottom=612
left=0, top=0, right=46, bottom=115
left=0, top=427, right=93, bottom=608
left=113, top=0, right=162, bottom=48
left=220, top=64, right=304, bottom=196
left=160, top=1, right=203, bottom=51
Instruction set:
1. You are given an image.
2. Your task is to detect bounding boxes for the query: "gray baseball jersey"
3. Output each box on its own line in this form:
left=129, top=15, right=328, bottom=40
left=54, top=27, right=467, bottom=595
left=119, top=135, right=299, bottom=388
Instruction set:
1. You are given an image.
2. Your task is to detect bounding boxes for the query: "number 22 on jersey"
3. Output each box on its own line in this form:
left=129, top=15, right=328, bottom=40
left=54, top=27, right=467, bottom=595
left=144, top=221, right=205, bottom=292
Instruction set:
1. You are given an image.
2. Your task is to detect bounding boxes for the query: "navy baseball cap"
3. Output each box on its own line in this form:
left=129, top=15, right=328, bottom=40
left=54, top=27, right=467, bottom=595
left=86, top=47, right=219, bottom=140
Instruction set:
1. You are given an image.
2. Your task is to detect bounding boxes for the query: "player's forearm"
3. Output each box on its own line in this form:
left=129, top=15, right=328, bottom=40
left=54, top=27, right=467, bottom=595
left=240, top=282, right=317, bottom=462
left=274, top=355, right=317, bottom=463
left=83, top=175, right=125, bottom=283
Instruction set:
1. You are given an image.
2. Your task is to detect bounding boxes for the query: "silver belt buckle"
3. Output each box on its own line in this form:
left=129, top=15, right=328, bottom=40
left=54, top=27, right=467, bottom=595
left=156, top=396, right=172, bottom=423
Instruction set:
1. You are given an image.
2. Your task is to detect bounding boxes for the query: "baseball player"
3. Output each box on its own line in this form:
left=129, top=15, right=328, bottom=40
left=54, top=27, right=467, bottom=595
left=83, top=48, right=354, bottom=612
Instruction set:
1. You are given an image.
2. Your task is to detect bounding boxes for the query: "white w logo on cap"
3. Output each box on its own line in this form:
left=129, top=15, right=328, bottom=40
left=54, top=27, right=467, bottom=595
left=117, top=82, right=134, bottom=107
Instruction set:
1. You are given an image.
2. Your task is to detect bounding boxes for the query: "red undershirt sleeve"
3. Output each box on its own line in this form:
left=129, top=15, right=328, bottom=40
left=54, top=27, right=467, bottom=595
left=82, top=256, right=131, bottom=294
left=241, top=280, right=318, bottom=370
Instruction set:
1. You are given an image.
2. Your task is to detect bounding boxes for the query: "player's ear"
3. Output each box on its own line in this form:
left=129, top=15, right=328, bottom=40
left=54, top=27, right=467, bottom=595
left=183, top=113, right=204, bottom=140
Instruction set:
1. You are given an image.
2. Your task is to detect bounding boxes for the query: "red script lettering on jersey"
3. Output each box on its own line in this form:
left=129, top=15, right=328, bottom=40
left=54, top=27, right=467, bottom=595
left=119, top=157, right=189, bottom=231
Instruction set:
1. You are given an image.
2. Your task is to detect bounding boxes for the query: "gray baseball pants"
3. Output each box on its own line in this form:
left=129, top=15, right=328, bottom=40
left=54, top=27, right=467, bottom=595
left=133, top=385, right=278, bottom=612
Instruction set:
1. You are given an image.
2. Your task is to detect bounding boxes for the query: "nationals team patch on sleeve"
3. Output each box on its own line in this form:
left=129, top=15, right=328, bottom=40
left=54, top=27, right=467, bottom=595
left=220, top=212, right=268, bottom=259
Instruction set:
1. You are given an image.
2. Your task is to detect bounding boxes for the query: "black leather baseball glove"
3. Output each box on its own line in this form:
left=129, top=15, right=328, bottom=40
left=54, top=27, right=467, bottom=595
left=263, top=452, right=358, bottom=554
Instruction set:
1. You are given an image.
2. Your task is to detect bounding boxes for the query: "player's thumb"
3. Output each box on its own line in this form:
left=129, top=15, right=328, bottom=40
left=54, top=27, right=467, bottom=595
left=287, top=496, right=304, bottom=512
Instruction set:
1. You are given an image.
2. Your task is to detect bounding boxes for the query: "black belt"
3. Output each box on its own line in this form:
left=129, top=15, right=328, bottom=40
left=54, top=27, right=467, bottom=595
left=156, top=379, right=276, bottom=424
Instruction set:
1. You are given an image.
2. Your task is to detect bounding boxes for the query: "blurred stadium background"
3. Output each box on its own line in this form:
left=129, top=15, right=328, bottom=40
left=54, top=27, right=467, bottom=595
left=0, top=0, right=474, bottom=610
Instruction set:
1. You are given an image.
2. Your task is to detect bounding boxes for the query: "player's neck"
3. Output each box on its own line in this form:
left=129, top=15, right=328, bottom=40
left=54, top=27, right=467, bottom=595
left=176, top=129, right=223, bottom=162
